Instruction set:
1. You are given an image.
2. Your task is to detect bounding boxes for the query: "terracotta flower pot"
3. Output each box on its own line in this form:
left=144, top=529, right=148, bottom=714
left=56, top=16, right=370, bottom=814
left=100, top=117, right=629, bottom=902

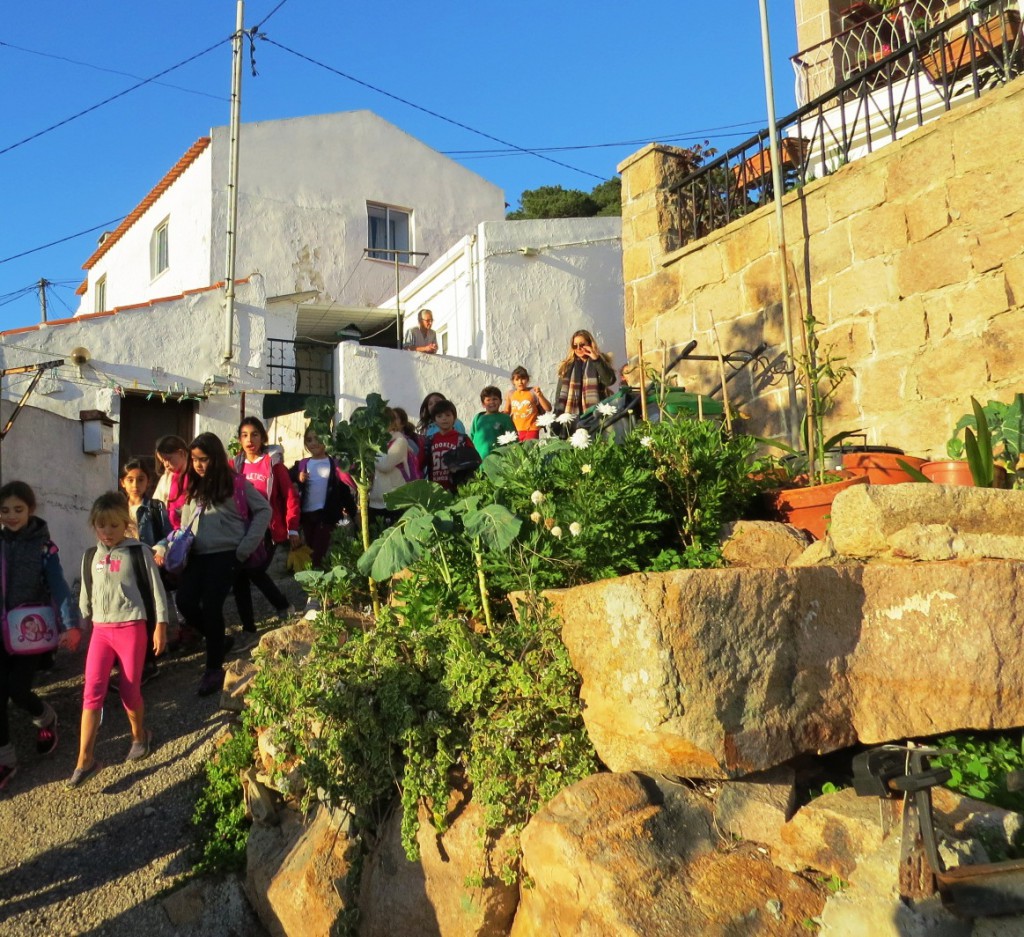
left=921, top=461, right=1008, bottom=488
left=843, top=451, right=927, bottom=485
left=768, top=473, right=869, bottom=541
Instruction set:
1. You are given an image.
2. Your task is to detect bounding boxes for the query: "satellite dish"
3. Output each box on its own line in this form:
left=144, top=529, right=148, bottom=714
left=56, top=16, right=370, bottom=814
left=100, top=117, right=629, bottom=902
left=70, top=347, right=91, bottom=366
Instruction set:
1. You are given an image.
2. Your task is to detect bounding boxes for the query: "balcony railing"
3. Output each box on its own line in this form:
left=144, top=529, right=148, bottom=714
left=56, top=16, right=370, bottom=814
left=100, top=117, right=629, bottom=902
left=267, top=338, right=334, bottom=398
left=670, top=0, right=1022, bottom=248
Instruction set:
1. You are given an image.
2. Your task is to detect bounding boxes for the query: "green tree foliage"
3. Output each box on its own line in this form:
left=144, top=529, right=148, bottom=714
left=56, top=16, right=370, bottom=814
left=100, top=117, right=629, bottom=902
left=507, top=177, right=621, bottom=219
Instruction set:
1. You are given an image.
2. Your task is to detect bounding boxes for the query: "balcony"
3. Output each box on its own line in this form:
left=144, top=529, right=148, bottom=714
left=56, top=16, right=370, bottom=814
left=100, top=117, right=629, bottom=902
left=670, top=0, right=1022, bottom=248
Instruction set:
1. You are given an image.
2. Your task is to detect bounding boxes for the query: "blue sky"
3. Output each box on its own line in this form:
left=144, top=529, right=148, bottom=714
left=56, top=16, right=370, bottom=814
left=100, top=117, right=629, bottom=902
left=0, top=1, right=799, bottom=331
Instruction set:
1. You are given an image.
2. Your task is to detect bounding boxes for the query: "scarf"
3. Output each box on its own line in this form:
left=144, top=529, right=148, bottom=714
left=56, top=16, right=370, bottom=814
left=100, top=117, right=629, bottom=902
left=556, top=359, right=608, bottom=417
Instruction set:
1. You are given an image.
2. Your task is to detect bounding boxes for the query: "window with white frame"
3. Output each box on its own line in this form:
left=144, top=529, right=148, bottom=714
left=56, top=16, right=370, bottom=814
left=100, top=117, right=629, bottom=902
left=95, top=275, right=107, bottom=312
left=150, top=218, right=169, bottom=279
left=367, top=203, right=411, bottom=263
left=437, top=328, right=449, bottom=355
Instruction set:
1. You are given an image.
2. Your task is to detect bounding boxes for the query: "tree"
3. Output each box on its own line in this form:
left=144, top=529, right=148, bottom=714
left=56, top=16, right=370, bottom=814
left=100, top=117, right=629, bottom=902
left=507, top=177, right=621, bottom=219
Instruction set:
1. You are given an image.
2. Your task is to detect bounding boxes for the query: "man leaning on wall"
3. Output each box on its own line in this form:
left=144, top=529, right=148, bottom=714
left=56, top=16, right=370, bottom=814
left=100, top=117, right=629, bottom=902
left=404, top=309, right=439, bottom=354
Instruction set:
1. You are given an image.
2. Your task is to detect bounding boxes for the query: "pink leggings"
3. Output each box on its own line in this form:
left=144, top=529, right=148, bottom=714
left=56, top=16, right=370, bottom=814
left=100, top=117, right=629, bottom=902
left=83, top=620, right=147, bottom=711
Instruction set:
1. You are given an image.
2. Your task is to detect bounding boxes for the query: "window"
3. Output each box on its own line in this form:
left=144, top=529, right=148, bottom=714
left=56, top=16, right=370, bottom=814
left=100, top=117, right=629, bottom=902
left=437, top=328, right=449, bottom=355
left=367, top=203, right=411, bottom=263
left=150, top=218, right=169, bottom=279
left=95, top=275, right=107, bottom=312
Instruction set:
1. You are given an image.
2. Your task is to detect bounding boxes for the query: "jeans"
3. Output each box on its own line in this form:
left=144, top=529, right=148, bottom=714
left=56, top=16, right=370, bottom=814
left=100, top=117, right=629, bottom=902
left=176, top=551, right=238, bottom=671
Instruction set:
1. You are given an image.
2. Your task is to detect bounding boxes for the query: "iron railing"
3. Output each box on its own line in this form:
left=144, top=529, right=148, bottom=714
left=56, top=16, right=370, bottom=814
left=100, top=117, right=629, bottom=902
left=266, top=338, right=334, bottom=397
left=671, top=0, right=1022, bottom=248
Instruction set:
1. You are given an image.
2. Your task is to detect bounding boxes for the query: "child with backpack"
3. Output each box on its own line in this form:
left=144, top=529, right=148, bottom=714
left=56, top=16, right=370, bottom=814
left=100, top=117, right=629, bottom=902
left=502, top=366, right=551, bottom=441
left=69, top=492, right=169, bottom=788
left=0, top=481, right=81, bottom=790
left=393, top=408, right=425, bottom=481
left=470, top=385, right=517, bottom=459
left=290, top=427, right=357, bottom=569
left=424, top=400, right=479, bottom=493
left=119, top=459, right=170, bottom=681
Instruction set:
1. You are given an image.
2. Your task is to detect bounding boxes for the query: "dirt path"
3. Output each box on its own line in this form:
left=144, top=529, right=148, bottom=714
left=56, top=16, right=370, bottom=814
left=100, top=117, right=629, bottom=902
left=0, top=573, right=307, bottom=936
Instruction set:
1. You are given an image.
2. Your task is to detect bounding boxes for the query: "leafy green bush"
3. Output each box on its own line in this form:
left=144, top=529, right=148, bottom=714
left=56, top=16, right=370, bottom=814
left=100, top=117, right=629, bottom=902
left=932, top=733, right=1024, bottom=812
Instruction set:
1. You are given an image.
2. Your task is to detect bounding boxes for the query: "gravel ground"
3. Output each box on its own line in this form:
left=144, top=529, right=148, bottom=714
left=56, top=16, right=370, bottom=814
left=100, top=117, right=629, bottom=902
left=0, top=567, right=307, bottom=937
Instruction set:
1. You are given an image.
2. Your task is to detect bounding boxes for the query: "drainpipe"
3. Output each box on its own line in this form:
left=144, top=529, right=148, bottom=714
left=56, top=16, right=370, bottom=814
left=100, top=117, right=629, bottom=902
left=222, top=0, right=244, bottom=364
left=758, top=0, right=799, bottom=444
left=465, top=234, right=478, bottom=358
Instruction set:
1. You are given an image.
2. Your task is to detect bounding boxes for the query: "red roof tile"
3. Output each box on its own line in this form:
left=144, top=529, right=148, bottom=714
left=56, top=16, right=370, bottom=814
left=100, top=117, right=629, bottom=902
left=74, top=278, right=88, bottom=297
left=82, top=136, right=212, bottom=271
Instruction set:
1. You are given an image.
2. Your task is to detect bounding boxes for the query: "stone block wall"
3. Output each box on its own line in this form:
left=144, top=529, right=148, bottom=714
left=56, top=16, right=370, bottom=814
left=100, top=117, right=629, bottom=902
left=619, top=78, right=1024, bottom=457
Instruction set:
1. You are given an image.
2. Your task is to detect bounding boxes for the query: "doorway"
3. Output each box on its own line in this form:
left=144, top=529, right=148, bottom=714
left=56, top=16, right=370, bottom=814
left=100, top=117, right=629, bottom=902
left=118, top=394, right=196, bottom=480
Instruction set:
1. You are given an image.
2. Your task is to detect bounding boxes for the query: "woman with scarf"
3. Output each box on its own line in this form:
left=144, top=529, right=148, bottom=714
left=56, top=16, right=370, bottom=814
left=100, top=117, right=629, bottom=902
left=554, top=329, right=616, bottom=421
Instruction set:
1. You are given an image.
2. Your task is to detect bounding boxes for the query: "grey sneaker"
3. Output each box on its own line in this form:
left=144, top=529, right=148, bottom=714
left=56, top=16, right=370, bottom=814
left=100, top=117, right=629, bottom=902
left=126, top=729, right=153, bottom=762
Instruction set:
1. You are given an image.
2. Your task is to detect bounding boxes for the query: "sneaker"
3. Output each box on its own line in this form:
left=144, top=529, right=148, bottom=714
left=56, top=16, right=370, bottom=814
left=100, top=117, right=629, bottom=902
left=36, top=717, right=58, bottom=755
left=66, top=760, right=102, bottom=789
left=197, top=668, right=225, bottom=697
left=233, top=630, right=260, bottom=653
left=303, top=597, right=322, bottom=621
left=0, top=764, right=17, bottom=791
left=126, top=729, right=153, bottom=762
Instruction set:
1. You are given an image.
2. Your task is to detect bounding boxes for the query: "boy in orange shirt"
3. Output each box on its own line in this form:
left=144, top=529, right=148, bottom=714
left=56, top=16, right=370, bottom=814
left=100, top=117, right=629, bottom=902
left=502, top=366, right=551, bottom=441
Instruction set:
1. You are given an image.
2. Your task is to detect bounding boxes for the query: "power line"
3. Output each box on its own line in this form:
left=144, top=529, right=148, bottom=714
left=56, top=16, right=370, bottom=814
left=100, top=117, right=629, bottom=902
left=255, top=0, right=293, bottom=29
left=0, top=217, right=125, bottom=266
left=0, top=36, right=232, bottom=158
left=259, top=36, right=605, bottom=182
left=0, top=40, right=228, bottom=102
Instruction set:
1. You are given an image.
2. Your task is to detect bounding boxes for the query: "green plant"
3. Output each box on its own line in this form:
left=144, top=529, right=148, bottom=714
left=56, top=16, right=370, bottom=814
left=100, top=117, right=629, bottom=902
left=931, top=733, right=1024, bottom=812
left=192, top=723, right=257, bottom=874
left=818, top=873, right=849, bottom=894
left=949, top=394, right=1024, bottom=487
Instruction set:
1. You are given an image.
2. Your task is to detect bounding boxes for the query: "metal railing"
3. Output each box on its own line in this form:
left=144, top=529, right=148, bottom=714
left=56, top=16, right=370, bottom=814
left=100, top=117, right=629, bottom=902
left=266, top=338, right=334, bottom=397
left=671, top=0, right=1022, bottom=248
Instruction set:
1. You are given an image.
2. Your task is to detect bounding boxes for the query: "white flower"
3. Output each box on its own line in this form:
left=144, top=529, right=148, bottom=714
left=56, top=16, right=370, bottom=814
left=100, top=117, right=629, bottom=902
left=497, top=430, right=519, bottom=445
left=536, top=411, right=557, bottom=428
left=556, top=412, right=576, bottom=425
left=569, top=522, right=582, bottom=537
left=596, top=402, right=617, bottom=416
left=581, top=464, right=591, bottom=474
left=531, top=490, right=545, bottom=505
left=530, top=511, right=542, bottom=524
left=640, top=435, right=653, bottom=448
left=550, top=526, right=563, bottom=539
left=570, top=428, right=591, bottom=449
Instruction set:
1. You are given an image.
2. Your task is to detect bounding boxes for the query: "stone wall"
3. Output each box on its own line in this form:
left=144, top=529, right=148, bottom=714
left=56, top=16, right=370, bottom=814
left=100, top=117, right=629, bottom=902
left=619, top=77, right=1024, bottom=457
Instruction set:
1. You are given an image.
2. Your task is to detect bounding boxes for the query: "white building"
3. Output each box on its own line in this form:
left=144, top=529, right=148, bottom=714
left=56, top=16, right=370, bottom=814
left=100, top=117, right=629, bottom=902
left=75, top=110, right=505, bottom=323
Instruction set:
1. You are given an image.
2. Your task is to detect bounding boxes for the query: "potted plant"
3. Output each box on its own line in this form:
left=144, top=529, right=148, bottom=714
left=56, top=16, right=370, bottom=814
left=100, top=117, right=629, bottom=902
left=921, top=8, right=1021, bottom=83
left=841, top=440, right=928, bottom=485
left=759, top=311, right=867, bottom=540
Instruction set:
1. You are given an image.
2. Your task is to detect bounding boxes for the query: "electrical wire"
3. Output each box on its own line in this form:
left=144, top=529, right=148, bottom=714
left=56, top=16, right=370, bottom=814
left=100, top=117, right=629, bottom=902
left=0, top=217, right=125, bottom=266
left=255, top=0, right=293, bottom=30
left=0, top=36, right=232, bottom=158
left=259, top=36, right=605, bottom=182
left=0, top=40, right=228, bottom=102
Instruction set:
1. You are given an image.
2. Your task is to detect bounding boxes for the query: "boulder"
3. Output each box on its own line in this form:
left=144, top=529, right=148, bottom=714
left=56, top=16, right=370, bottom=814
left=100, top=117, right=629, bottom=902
left=512, top=771, right=823, bottom=936
left=359, top=785, right=519, bottom=937
left=720, top=521, right=810, bottom=567
left=161, top=876, right=265, bottom=934
left=714, top=767, right=797, bottom=850
left=546, top=562, right=1024, bottom=778
left=246, top=805, right=357, bottom=937
left=775, top=787, right=900, bottom=878
left=829, top=485, right=1024, bottom=560
left=257, top=620, right=317, bottom=660
left=932, top=787, right=1024, bottom=852
left=221, top=657, right=257, bottom=712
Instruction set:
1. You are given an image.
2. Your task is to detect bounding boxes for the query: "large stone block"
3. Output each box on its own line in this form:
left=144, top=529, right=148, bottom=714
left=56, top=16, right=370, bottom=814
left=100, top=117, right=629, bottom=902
left=714, top=766, right=797, bottom=849
left=546, top=561, right=1024, bottom=779
left=676, top=241, right=725, bottom=295
left=827, top=163, right=887, bottom=224
left=808, top=220, right=854, bottom=284
left=969, top=221, right=1021, bottom=275
left=927, top=273, right=1010, bottom=336
left=886, top=135, right=955, bottom=200
left=903, top=187, right=950, bottom=243
left=850, top=202, right=907, bottom=262
left=896, top=227, right=973, bottom=296
left=906, top=335, right=989, bottom=402
left=855, top=354, right=913, bottom=415
left=513, top=772, right=823, bottom=937
left=984, top=308, right=1024, bottom=385
left=872, top=295, right=927, bottom=357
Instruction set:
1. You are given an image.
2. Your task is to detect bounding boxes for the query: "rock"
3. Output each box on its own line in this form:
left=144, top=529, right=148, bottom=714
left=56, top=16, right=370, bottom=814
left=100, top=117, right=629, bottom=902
left=546, top=563, right=1024, bottom=778
left=714, top=767, right=797, bottom=849
left=817, top=833, right=972, bottom=936
left=246, top=805, right=357, bottom=937
left=257, top=621, right=317, bottom=660
left=359, top=782, right=519, bottom=937
left=162, top=879, right=205, bottom=926
left=512, top=771, right=822, bottom=936
left=162, top=877, right=265, bottom=934
left=720, top=521, right=810, bottom=567
left=830, top=485, right=1024, bottom=560
left=221, top=657, right=257, bottom=712
left=790, top=536, right=845, bottom=566
left=932, top=787, right=1024, bottom=851
left=775, top=787, right=901, bottom=879
left=242, top=766, right=281, bottom=827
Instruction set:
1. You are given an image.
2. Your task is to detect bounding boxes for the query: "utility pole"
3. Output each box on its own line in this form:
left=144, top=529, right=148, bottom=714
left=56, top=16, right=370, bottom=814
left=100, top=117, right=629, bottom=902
left=38, top=278, right=48, bottom=324
left=222, top=0, right=244, bottom=365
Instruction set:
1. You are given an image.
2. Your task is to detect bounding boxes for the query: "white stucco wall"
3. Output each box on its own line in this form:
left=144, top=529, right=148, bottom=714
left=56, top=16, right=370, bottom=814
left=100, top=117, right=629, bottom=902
left=391, top=217, right=626, bottom=397
left=0, top=277, right=292, bottom=490
left=78, top=147, right=213, bottom=314
left=0, top=401, right=110, bottom=569
left=336, top=341, right=508, bottom=426
left=209, top=111, right=505, bottom=309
